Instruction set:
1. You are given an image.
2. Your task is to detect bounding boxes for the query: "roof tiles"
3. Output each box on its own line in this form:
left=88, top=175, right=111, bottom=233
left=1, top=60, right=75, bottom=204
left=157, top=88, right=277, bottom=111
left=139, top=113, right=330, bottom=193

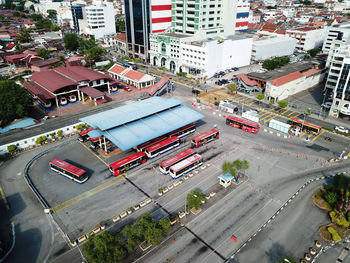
left=269, top=71, right=304, bottom=86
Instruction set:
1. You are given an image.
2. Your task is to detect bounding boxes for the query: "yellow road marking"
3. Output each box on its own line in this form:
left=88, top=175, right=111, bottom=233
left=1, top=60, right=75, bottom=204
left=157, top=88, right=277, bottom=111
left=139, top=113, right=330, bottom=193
left=290, top=112, right=301, bottom=118
left=244, top=99, right=253, bottom=103
left=78, top=141, right=109, bottom=167
left=280, top=110, right=289, bottom=115
left=51, top=175, right=124, bottom=213
left=258, top=112, right=270, bottom=117
left=260, top=113, right=274, bottom=121
left=265, top=115, right=278, bottom=122
left=286, top=111, right=295, bottom=117
left=301, top=131, right=306, bottom=137
left=311, top=130, right=325, bottom=142
left=307, top=134, right=313, bottom=139
left=248, top=100, right=258, bottom=105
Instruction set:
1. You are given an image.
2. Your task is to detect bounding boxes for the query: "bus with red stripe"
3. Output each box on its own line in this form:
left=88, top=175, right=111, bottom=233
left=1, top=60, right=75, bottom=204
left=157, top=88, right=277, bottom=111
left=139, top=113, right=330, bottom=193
left=89, top=136, right=102, bottom=150
left=136, top=135, right=168, bottom=152
left=169, top=154, right=203, bottom=179
left=191, top=129, right=219, bottom=148
left=109, top=152, right=147, bottom=176
left=168, top=123, right=196, bottom=138
left=78, top=127, right=94, bottom=142
left=145, top=136, right=180, bottom=158
left=226, top=116, right=260, bottom=134
left=49, top=158, right=88, bottom=184
left=159, top=148, right=196, bottom=174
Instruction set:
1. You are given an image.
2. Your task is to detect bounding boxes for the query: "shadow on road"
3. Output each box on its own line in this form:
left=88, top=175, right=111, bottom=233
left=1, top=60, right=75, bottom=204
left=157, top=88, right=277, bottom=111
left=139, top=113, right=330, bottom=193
left=265, top=242, right=290, bottom=263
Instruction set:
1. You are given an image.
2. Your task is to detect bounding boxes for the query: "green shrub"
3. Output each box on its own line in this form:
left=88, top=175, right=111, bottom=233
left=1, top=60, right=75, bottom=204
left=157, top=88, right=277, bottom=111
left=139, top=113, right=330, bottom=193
left=330, top=211, right=350, bottom=227
left=57, top=130, right=63, bottom=137
left=176, top=72, right=187, bottom=77
left=256, top=94, right=265, bottom=100
left=322, top=126, right=334, bottom=132
left=50, top=133, right=55, bottom=139
left=7, top=145, right=18, bottom=153
left=42, top=136, right=47, bottom=141
left=278, top=100, right=288, bottom=108
left=328, top=226, right=341, bottom=242
left=35, top=137, right=43, bottom=144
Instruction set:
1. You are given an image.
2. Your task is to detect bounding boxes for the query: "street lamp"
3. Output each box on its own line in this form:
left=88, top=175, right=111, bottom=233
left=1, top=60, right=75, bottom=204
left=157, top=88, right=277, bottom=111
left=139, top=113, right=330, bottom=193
left=284, top=259, right=291, bottom=263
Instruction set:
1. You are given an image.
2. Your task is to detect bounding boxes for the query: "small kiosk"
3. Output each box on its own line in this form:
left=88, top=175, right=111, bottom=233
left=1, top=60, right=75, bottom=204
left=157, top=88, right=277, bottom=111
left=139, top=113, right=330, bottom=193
left=218, top=173, right=238, bottom=188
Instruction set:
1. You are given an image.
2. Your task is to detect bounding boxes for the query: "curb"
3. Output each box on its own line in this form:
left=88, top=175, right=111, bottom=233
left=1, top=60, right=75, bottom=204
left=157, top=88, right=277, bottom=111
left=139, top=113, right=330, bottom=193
left=0, top=222, right=15, bottom=263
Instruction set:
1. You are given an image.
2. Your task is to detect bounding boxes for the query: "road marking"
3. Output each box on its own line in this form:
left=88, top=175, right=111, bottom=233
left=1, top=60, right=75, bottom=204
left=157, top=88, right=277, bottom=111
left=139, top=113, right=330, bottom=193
left=265, top=115, right=278, bottom=122
left=286, top=111, right=295, bottom=117
left=258, top=111, right=271, bottom=118
left=248, top=100, right=258, bottom=105
left=244, top=98, right=253, bottom=103
left=78, top=141, right=109, bottom=167
left=300, top=131, right=306, bottom=137
left=51, top=175, right=124, bottom=213
left=0, top=182, right=9, bottom=210
left=260, top=113, right=275, bottom=121
left=311, top=130, right=325, bottom=142
left=289, top=112, right=300, bottom=118
left=280, top=110, right=289, bottom=115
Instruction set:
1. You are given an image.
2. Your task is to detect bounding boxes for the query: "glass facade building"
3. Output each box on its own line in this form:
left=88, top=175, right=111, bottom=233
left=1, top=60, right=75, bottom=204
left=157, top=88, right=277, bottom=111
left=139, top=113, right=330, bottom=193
left=71, top=4, right=85, bottom=32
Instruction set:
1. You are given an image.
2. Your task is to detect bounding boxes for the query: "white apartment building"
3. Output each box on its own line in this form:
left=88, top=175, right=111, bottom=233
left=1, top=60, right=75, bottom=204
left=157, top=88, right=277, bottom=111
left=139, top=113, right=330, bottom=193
left=252, top=36, right=297, bottom=61
left=248, top=10, right=261, bottom=24
left=325, top=42, right=350, bottom=118
left=236, top=0, right=250, bottom=32
left=79, top=1, right=116, bottom=40
left=286, top=27, right=325, bottom=52
left=57, top=5, right=73, bottom=29
left=322, top=23, right=350, bottom=53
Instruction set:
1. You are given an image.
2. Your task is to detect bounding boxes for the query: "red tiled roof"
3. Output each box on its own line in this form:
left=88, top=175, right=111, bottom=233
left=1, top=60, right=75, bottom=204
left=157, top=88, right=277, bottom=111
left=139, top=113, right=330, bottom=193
left=22, top=81, right=55, bottom=100
left=31, top=71, right=77, bottom=93
left=109, top=64, right=127, bottom=75
left=274, top=29, right=286, bottom=34
left=123, top=69, right=145, bottom=81
left=66, top=55, right=84, bottom=62
left=5, top=53, right=26, bottom=63
left=23, top=50, right=37, bottom=56
left=21, top=55, right=42, bottom=64
left=302, top=69, right=321, bottom=77
left=54, top=67, right=88, bottom=82
left=80, top=86, right=105, bottom=98
left=116, top=33, right=126, bottom=41
left=67, top=66, right=111, bottom=82
left=269, top=72, right=304, bottom=86
left=7, top=43, right=15, bottom=49
left=148, top=76, right=169, bottom=96
left=236, top=74, right=259, bottom=87
left=293, top=27, right=317, bottom=32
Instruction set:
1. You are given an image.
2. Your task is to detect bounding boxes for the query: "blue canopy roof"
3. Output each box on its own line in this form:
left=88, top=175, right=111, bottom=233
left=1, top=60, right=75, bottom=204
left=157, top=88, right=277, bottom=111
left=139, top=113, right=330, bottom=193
left=218, top=173, right=235, bottom=183
left=80, top=97, right=183, bottom=131
left=80, top=97, right=204, bottom=151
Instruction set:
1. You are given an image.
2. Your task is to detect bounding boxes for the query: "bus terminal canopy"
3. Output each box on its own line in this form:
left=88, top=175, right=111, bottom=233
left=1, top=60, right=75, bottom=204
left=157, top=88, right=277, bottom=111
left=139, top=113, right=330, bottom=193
left=80, top=97, right=204, bottom=151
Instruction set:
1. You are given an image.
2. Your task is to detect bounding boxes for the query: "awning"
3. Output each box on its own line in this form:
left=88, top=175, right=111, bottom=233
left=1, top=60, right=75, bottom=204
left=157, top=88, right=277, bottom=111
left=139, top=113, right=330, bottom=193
left=80, top=86, right=105, bottom=98
left=96, top=98, right=108, bottom=105
left=88, top=129, right=102, bottom=139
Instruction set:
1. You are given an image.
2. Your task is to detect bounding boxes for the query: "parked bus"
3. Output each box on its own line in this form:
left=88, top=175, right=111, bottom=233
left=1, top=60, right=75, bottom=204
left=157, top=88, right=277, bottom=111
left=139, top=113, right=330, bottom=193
left=159, top=148, right=196, bottom=174
left=109, top=152, right=147, bottom=176
left=191, top=129, right=219, bottom=148
left=89, top=136, right=101, bottom=150
left=49, top=158, right=88, bottom=184
left=136, top=135, right=168, bottom=152
left=145, top=136, right=180, bottom=158
left=226, top=116, right=260, bottom=134
left=78, top=127, right=94, bottom=142
left=287, top=117, right=321, bottom=134
left=169, top=154, right=203, bottom=179
left=168, top=123, right=196, bottom=138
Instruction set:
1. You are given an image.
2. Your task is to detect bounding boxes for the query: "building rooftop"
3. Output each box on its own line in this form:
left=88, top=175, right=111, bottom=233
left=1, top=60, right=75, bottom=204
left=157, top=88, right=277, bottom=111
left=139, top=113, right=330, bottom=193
left=162, top=32, right=190, bottom=38
left=269, top=71, right=304, bottom=86
left=31, top=71, right=77, bottom=93
left=80, top=97, right=204, bottom=151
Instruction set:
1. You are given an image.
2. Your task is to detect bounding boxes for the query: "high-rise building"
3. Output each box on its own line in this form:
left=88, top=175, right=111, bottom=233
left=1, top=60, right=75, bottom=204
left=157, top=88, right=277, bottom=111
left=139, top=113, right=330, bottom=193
left=79, top=1, right=116, bottom=40
left=124, top=0, right=151, bottom=60
left=236, top=0, right=250, bottom=32
left=71, top=4, right=85, bottom=32
left=322, top=23, right=350, bottom=54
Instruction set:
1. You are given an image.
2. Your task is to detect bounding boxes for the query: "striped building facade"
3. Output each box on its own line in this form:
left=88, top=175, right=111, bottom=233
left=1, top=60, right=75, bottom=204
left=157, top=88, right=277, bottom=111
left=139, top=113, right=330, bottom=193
left=236, top=0, right=250, bottom=32
left=151, top=0, right=172, bottom=33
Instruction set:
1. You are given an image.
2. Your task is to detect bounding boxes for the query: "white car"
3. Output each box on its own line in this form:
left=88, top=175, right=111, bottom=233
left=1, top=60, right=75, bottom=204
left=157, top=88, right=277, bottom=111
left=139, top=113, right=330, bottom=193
left=335, top=126, right=349, bottom=134
left=321, top=102, right=332, bottom=109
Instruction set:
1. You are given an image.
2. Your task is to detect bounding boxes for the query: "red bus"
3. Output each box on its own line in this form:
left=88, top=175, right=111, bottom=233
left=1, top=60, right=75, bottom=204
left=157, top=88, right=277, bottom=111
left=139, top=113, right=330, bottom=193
left=49, top=158, right=88, bottom=184
left=288, top=117, right=321, bottom=134
left=89, top=136, right=101, bottom=150
left=169, top=154, right=203, bottom=179
left=168, top=123, right=196, bottom=138
left=191, top=129, right=219, bottom=148
left=159, top=148, right=196, bottom=174
left=78, top=127, right=94, bottom=142
left=226, top=116, right=260, bottom=134
left=136, top=135, right=168, bottom=152
left=109, top=152, right=147, bottom=176
left=145, top=136, right=180, bottom=158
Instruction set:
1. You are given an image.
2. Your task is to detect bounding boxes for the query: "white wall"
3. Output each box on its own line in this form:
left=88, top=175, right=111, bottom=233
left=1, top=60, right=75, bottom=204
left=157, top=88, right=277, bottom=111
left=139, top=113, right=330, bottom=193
left=266, top=73, right=325, bottom=101
left=0, top=122, right=83, bottom=154
left=252, top=37, right=297, bottom=61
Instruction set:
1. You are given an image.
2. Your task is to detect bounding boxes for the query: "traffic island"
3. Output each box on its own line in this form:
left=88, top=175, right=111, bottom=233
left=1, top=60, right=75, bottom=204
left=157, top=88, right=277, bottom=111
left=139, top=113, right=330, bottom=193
left=190, top=208, right=202, bottom=215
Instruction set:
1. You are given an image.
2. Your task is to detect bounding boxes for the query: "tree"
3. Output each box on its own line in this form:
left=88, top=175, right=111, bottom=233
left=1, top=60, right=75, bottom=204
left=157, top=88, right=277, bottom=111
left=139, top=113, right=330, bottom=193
left=82, top=232, right=127, bottom=263
left=116, top=18, right=125, bottom=32
left=16, top=28, right=32, bottom=43
left=28, top=14, right=43, bottom=21
left=58, top=55, right=65, bottom=67
left=308, top=48, right=320, bottom=57
left=13, top=11, right=20, bottom=17
left=325, top=192, right=338, bottom=207
left=256, top=94, right=265, bottom=101
left=35, top=18, right=53, bottom=30
left=186, top=190, right=204, bottom=210
left=78, top=36, right=98, bottom=53
left=50, top=25, right=60, bottom=31
left=0, top=80, right=32, bottom=126
left=84, top=46, right=106, bottom=65
left=47, top=9, right=57, bottom=19
left=30, top=4, right=35, bottom=12
left=242, top=160, right=250, bottom=175
left=226, top=83, right=238, bottom=94
left=278, top=100, right=288, bottom=108
left=304, top=107, right=313, bottom=116
left=7, top=145, right=18, bottom=153
left=63, top=33, right=79, bottom=51
left=37, top=48, right=49, bottom=59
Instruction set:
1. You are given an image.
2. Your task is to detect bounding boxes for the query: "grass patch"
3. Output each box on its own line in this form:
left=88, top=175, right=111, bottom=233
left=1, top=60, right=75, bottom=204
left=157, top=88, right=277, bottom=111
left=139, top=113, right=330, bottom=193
left=312, top=188, right=332, bottom=211
left=322, top=126, right=333, bottom=132
left=319, top=225, right=332, bottom=242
